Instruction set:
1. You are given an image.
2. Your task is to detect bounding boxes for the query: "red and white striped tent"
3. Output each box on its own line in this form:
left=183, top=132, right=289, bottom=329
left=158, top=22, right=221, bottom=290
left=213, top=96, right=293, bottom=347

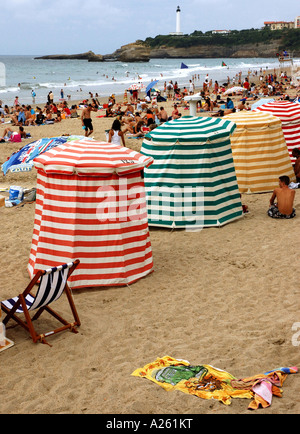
left=254, top=101, right=300, bottom=163
left=28, top=140, right=154, bottom=289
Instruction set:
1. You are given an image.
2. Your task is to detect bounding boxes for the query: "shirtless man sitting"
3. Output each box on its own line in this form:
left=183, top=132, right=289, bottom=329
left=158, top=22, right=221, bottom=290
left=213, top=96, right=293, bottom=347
left=157, top=106, right=168, bottom=123
left=267, top=176, right=296, bottom=219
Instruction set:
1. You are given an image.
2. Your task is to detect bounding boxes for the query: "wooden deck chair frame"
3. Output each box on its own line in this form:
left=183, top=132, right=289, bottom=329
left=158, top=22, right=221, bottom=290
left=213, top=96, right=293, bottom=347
left=1, top=260, right=81, bottom=346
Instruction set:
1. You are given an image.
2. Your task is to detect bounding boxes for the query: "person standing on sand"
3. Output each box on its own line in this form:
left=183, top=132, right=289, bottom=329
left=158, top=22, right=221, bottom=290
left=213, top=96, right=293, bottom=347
left=267, top=176, right=296, bottom=219
left=31, top=90, right=36, bottom=104
left=81, top=104, right=97, bottom=137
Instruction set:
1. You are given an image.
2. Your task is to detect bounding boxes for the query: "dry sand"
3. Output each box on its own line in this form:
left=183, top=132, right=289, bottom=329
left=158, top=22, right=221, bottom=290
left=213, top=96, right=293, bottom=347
left=0, top=72, right=300, bottom=415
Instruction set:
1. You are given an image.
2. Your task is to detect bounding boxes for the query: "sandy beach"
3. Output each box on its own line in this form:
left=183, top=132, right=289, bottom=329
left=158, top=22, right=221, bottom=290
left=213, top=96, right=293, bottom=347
left=0, top=67, right=300, bottom=415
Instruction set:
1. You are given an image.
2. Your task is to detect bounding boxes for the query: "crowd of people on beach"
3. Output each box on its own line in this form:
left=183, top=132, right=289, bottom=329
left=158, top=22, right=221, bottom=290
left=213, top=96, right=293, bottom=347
left=0, top=65, right=298, bottom=142
left=0, top=66, right=299, bottom=221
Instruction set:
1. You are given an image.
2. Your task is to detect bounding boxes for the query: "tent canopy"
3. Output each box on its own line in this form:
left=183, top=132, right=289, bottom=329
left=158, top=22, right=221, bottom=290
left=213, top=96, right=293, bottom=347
left=34, top=139, right=153, bottom=176
left=28, top=140, right=154, bottom=289
left=224, top=111, right=295, bottom=193
left=140, top=116, right=243, bottom=228
left=253, top=100, right=300, bottom=162
left=146, top=115, right=237, bottom=142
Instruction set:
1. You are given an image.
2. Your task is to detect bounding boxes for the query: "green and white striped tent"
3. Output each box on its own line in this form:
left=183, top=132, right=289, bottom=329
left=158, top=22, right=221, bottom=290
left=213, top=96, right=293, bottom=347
left=140, top=116, right=243, bottom=229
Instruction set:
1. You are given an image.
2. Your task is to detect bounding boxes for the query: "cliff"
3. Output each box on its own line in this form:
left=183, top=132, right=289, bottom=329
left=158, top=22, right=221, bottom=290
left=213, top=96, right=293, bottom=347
left=149, top=41, right=282, bottom=58
left=103, top=42, right=151, bottom=62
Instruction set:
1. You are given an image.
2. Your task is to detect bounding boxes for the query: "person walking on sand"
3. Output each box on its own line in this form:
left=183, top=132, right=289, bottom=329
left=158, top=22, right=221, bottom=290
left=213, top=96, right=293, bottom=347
left=267, top=176, right=296, bottom=219
left=81, top=104, right=97, bottom=137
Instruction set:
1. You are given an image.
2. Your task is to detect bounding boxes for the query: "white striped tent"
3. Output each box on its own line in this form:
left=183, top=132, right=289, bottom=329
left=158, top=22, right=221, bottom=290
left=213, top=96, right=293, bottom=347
left=224, top=111, right=295, bottom=193
left=253, top=100, right=300, bottom=163
left=28, top=140, right=154, bottom=289
left=140, top=116, right=243, bottom=229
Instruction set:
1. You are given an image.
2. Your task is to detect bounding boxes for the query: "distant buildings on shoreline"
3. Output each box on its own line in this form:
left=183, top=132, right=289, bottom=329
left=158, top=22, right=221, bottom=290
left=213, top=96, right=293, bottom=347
left=264, top=16, right=300, bottom=30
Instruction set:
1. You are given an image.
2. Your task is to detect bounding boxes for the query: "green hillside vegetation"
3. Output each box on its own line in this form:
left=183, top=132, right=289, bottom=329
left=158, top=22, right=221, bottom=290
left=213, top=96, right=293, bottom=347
left=144, top=28, right=300, bottom=51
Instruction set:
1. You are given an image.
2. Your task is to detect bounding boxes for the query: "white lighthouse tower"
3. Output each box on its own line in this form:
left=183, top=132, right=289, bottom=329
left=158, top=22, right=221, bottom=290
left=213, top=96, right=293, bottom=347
left=176, top=6, right=181, bottom=33
left=169, top=6, right=183, bottom=35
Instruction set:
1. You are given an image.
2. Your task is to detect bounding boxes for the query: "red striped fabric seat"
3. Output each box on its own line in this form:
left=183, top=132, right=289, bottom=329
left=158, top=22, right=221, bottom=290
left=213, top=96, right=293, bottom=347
left=28, top=141, right=154, bottom=289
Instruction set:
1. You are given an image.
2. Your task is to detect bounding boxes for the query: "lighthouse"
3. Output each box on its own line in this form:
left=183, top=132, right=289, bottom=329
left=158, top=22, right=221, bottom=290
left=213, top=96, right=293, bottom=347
left=176, top=6, right=181, bottom=34
left=169, top=5, right=183, bottom=36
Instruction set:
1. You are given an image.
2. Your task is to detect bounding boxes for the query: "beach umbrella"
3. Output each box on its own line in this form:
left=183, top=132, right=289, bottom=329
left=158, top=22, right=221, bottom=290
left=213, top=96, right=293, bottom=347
left=146, top=80, right=159, bottom=95
left=250, top=98, right=275, bottom=111
left=253, top=100, right=300, bottom=163
left=128, top=83, right=144, bottom=91
left=28, top=140, right=154, bottom=289
left=223, top=111, right=295, bottom=193
left=1, top=136, right=91, bottom=175
left=140, top=116, right=243, bottom=229
left=224, top=86, right=244, bottom=94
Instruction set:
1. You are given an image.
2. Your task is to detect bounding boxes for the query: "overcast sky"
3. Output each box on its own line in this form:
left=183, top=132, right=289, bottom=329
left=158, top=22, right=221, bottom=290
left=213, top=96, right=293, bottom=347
left=1, top=0, right=299, bottom=55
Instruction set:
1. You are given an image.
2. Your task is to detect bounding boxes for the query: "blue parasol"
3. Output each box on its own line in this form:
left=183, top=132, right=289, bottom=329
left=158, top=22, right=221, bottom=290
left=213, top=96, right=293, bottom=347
left=146, top=80, right=159, bottom=95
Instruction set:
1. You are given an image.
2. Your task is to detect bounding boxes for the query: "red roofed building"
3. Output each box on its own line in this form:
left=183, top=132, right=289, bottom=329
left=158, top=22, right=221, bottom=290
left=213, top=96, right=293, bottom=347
left=264, top=21, right=294, bottom=30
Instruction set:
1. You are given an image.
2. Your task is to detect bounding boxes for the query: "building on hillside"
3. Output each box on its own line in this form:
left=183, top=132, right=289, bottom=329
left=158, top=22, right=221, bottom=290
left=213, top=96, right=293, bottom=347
left=212, top=30, right=231, bottom=35
left=264, top=20, right=295, bottom=30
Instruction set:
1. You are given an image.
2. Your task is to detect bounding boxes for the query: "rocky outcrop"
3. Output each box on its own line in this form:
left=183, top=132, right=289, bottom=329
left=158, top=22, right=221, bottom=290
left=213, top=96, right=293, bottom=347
left=35, top=51, right=104, bottom=62
left=103, top=42, right=151, bottom=62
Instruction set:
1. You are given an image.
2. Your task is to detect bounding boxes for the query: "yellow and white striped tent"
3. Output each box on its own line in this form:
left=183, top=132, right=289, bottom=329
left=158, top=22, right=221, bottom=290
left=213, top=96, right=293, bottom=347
left=224, top=111, right=295, bottom=193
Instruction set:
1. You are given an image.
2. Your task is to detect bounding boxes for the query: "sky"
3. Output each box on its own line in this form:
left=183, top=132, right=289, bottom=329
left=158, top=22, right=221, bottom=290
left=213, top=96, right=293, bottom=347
left=1, top=0, right=299, bottom=55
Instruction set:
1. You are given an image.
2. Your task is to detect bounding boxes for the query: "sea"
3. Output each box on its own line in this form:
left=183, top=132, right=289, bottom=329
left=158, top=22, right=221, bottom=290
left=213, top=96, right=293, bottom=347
left=0, top=55, right=299, bottom=106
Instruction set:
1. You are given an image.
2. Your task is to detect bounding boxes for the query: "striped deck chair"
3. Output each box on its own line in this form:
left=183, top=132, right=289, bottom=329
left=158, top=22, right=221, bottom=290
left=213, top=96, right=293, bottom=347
left=1, top=260, right=81, bottom=346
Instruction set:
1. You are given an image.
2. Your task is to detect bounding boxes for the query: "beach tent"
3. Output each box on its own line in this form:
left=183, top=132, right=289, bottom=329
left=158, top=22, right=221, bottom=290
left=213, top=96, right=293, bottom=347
left=253, top=101, right=300, bottom=163
left=28, top=140, right=154, bottom=289
left=223, top=111, right=295, bottom=193
left=140, top=116, right=243, bottom=229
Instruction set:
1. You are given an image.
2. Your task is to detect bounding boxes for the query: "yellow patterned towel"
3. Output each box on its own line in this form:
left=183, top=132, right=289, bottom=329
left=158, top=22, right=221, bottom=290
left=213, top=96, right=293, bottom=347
left=132, top=356, right=297, bottom=408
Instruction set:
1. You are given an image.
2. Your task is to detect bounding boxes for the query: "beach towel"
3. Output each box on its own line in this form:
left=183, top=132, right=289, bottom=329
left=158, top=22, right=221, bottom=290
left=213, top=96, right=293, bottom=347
left=9, top=133, right=21, bottom=142
left=132, top=356, right=297, bottom=409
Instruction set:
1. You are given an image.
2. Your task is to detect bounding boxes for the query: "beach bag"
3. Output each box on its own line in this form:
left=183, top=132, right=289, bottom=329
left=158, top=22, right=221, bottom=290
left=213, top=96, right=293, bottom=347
left=9, top=185, right=24, bottom=201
